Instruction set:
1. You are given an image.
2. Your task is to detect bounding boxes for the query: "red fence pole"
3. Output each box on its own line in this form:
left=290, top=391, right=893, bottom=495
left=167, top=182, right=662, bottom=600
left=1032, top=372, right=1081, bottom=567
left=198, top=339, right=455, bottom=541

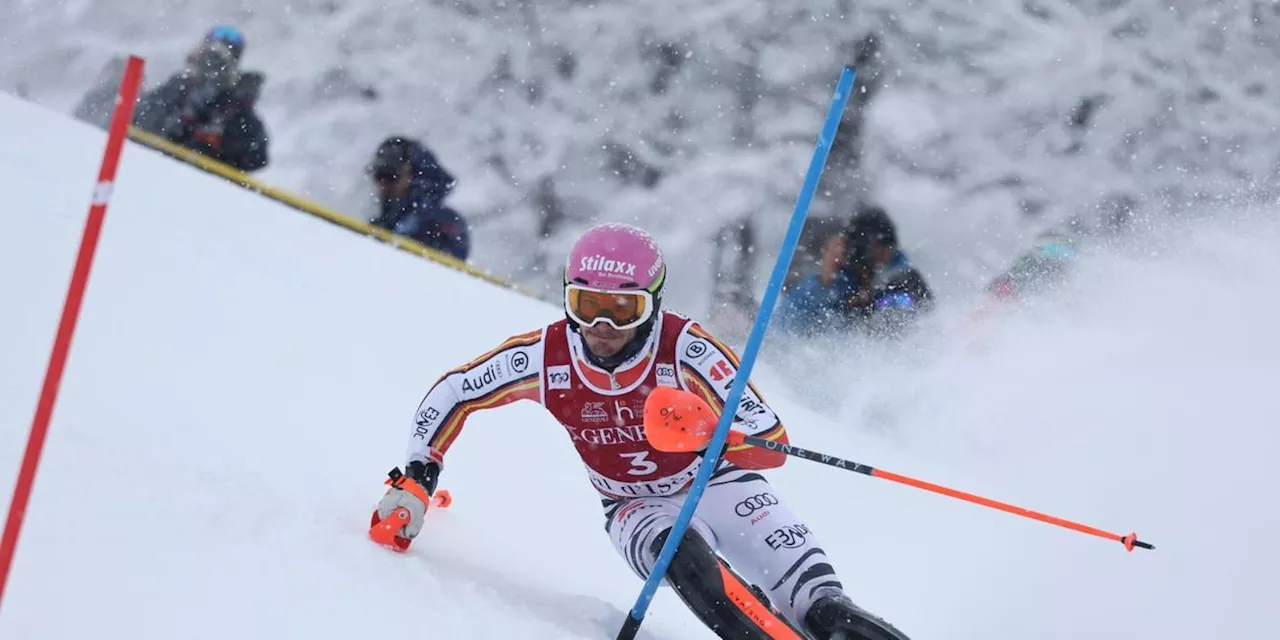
left=0, top=55, right=145, bottom=612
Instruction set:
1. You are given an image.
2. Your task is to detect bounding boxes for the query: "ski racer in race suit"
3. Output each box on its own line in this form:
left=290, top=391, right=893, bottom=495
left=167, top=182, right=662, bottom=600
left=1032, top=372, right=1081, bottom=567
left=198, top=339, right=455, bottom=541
left=373, top=223, right=910, bottom=640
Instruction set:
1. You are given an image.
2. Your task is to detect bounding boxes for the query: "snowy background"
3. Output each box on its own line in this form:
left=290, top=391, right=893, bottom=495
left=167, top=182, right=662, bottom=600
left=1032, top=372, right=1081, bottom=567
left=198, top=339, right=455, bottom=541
left=5, top=0, right=1280, bottom=317
left=3, top=92, right=1279, bottom=639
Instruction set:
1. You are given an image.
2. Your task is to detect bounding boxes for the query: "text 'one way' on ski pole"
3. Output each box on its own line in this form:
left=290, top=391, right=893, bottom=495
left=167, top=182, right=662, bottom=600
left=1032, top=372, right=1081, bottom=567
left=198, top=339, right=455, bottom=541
left=643, top=386, right=1155, bottom=553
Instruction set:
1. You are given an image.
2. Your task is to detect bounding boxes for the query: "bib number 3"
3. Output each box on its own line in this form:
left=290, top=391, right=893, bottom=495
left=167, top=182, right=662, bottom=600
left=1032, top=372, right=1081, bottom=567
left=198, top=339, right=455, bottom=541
left=620, top=451, right=658, bottom=476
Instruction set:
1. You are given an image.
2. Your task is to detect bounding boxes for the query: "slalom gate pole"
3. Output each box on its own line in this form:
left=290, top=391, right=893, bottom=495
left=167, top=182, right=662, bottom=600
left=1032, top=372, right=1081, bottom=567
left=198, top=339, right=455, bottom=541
left=729, top=432, right=1155, bottom=552
left=615, top=66, right=857, bottom=640
left=0, top=55, right=146, bottom=612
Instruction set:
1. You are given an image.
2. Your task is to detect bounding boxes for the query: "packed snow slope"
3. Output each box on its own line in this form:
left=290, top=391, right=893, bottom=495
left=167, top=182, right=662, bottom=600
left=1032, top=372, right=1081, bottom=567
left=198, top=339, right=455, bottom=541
left=1, top=95, right=1278, bottom=639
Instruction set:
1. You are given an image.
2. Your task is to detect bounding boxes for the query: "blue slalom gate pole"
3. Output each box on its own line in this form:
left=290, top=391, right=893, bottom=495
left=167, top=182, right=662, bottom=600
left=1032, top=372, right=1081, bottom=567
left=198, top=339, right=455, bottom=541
left=615, top=66, right=857, bottom=640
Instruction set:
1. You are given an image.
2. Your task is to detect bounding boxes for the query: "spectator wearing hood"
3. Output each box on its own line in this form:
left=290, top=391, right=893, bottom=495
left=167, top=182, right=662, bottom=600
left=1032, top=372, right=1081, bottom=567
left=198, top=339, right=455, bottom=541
left=843, top=206, right=933, bottom=333
left=367, top=136, right=471, bottom=262
left=132, top=26, right=269, bottom=172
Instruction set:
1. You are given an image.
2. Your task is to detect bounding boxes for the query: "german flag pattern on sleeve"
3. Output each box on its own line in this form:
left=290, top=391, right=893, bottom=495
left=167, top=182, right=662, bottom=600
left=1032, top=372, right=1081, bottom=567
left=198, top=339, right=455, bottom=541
left=676, top=323, right=788, bottom=469
left=405, top=329, right=544, bottom=468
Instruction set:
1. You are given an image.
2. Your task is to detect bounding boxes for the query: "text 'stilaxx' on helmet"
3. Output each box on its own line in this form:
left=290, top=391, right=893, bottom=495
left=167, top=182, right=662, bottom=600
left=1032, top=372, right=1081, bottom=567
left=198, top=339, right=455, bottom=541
left=563, top=223, right=666, bottom=332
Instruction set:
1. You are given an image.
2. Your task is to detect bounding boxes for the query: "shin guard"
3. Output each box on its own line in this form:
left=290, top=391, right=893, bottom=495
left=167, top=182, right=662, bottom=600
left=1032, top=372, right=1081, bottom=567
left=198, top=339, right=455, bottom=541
left=654, top=529, right=806, bottom=640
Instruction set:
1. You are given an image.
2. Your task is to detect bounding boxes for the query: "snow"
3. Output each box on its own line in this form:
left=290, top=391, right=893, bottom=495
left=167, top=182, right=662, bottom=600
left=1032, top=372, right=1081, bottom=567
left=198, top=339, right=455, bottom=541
left=2, top=93, right=1279, bottom=639
left=7, top=0, right=1280, bottom=316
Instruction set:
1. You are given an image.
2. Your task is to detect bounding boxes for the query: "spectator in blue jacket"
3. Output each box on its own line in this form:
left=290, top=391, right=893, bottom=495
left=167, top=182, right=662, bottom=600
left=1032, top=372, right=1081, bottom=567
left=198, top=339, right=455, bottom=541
left=776, top=230, right=858, bottom=336
left=367, top=136, right=471, bottom=262
left=843, top=207, right=933, bottom=336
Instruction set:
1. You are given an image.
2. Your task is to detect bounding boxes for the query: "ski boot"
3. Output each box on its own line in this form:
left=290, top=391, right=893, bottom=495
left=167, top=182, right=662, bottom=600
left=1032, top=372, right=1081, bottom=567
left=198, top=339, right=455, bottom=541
left=802, top=593, right=910, bottom=640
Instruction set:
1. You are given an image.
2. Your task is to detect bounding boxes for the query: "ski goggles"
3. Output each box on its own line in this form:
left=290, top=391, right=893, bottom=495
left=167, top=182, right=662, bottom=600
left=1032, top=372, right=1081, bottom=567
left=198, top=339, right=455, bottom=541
left=565, top=284, right=655, bottom=331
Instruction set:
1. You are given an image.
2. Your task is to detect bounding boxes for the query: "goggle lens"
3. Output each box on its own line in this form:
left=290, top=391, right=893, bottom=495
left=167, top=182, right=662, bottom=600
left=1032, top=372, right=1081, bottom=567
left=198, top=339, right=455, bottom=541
left=566, top=286, right=651, bottom=330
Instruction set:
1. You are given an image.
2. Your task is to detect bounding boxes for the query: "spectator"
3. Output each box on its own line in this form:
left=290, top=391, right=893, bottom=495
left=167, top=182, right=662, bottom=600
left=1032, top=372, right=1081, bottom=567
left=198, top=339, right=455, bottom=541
left=775, top=229, right=859, bottom=336
left=367, top=136, right=471, bottom=262
left=843, top=206, right=933, bottom=334
left=132, top=26, right=269, bottom=172
left=986, top=230, right=1077, bottom=301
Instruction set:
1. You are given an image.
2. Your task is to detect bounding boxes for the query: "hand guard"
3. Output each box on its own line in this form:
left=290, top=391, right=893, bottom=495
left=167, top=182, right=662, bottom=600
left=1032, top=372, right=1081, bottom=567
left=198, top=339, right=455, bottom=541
left=370, top=461, right=441, bottom=551
left=643, top=386, right=719, bottom=453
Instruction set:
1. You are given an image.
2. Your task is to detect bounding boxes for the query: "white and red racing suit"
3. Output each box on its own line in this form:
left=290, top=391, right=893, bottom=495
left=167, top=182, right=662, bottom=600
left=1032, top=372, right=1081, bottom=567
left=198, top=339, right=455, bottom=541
left=405, top=311, right=846, bottom=628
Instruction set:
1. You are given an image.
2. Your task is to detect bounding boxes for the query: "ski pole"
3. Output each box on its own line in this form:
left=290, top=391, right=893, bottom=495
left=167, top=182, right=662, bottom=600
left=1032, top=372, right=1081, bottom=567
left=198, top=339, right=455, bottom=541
left=615, top=65, right=859, bottom=640
left=643, top=386, right=1154, bottom=553
left=728, top=432, right=1153, bottom=552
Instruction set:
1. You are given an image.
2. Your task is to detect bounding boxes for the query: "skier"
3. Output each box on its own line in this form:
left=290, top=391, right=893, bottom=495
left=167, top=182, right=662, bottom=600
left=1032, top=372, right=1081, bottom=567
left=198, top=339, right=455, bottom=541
left=371, top=223, right=910, bottom=640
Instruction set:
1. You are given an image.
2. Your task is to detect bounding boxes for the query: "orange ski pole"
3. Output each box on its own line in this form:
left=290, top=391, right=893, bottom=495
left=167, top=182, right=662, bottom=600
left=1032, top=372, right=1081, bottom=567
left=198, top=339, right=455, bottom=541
left=644, top=387, right=1153, bottom=552
left=728, top=432, right=1154, bottom=552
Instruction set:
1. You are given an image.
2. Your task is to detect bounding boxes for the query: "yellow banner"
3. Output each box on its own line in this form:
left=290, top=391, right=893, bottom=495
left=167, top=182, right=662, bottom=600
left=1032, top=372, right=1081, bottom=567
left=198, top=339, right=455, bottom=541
left=126, top=126, right=531, bottom=296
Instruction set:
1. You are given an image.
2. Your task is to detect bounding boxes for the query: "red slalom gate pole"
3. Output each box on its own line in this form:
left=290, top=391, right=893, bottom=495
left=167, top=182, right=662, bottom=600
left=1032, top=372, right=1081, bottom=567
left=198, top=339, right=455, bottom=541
left=0, top=55, right=145, bottom=611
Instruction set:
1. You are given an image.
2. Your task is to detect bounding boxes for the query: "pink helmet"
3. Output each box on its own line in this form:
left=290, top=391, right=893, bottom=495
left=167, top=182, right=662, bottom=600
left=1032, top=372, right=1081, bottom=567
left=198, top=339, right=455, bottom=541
left=565, top=223, right=666, bottom=292
left=563, top=223, right=666, bottom=329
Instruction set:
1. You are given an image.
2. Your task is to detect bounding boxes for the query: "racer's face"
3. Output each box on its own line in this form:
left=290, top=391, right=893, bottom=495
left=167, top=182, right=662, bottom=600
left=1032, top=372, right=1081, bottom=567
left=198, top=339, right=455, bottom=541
left=581, top=323, right=636, bottom=358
